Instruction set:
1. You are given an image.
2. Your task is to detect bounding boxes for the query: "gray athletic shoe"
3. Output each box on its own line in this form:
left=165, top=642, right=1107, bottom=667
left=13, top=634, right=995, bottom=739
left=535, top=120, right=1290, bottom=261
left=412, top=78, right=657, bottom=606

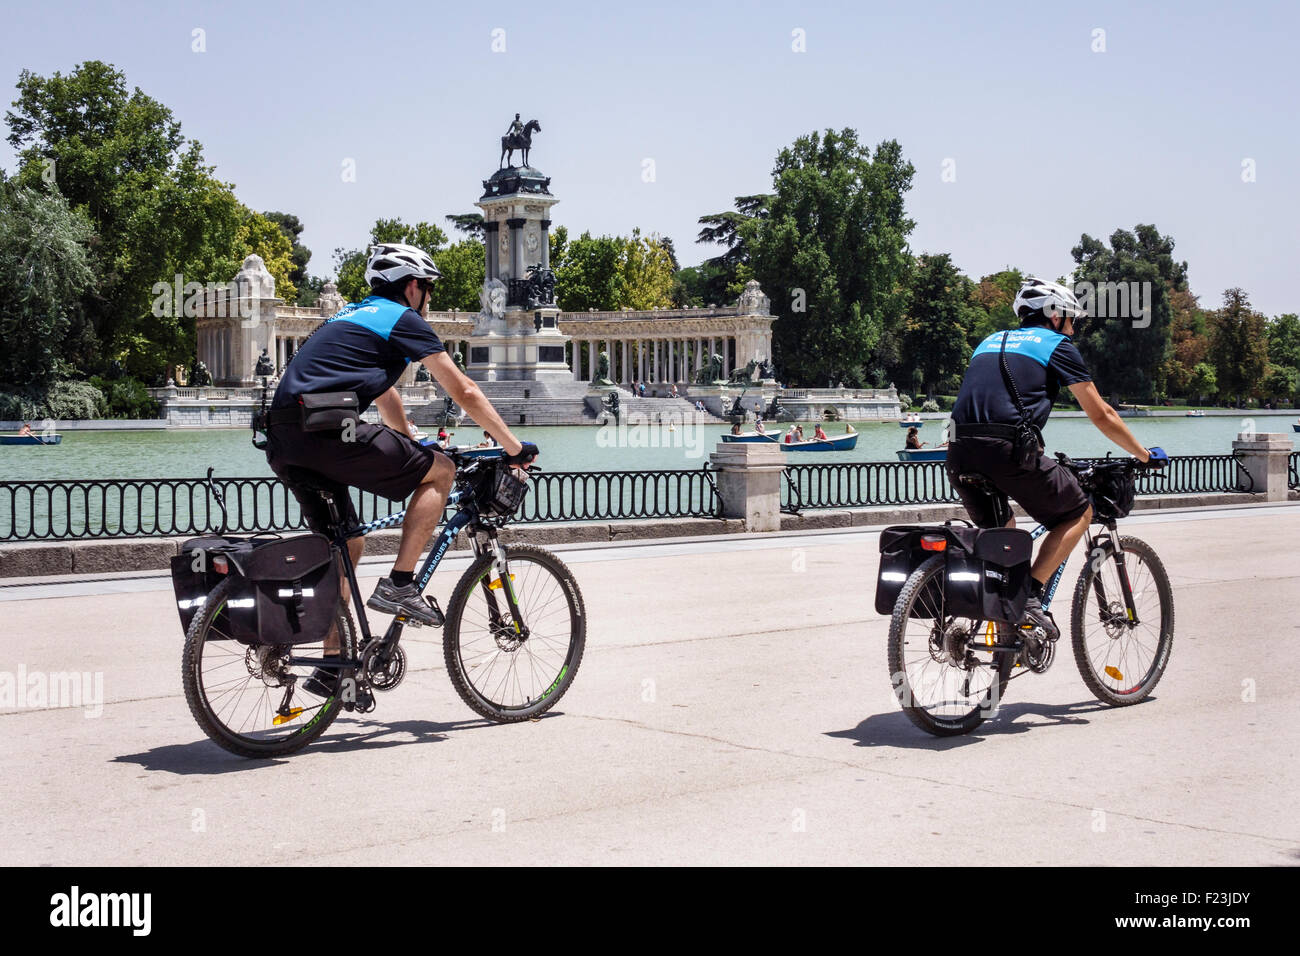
left=1020, top=595, right=1060, bottom=642
left=367, top=578, right=442, bottom=626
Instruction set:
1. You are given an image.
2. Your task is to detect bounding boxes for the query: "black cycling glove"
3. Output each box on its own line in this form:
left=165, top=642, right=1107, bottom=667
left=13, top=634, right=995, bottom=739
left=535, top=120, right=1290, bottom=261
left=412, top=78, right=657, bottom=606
left=502, top=441, right=539, bottom=466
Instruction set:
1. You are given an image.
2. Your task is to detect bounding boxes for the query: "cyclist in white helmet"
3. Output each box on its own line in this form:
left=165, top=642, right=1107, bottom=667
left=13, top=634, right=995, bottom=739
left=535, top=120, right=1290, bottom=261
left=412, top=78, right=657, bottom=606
left=946, top=277, right=1168, bottom=640
left=266, top=242, right=535, bottom=684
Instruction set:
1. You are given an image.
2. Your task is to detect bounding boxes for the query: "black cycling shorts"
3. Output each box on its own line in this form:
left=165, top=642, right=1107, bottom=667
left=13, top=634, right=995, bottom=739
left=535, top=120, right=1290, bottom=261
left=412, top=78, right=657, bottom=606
left=266, top=421, right=449, bottom=533
left=945, top=436, right=1091, bottom=530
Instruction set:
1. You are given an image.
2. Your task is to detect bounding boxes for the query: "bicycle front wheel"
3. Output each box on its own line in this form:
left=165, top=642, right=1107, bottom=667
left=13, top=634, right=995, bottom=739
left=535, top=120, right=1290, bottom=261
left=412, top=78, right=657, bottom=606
left=886, top=554, right=1014, bottom=736
left=1070, top=535, right=1174, bottom=706
left=444, top=544, right=586, bottom=722
left=182, top=575, right=356, bottom=758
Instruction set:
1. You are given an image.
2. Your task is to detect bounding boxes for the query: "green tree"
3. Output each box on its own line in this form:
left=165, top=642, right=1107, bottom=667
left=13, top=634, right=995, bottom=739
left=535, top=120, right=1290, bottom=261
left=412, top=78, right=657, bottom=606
left=333, top=218, right=453, bottom=303
left=264, top=211, right=312, bottom=288
left=967, top=267, right=1024, bottom=344
left=617, top=229, right=675, bottom=310
left=1189, top=361, right=1217, bottom=404
left=746, top=129, right=915, bottom=386
left=0, top=185, right=96, bottom=387
left=445, top=212, right=486, bottom=240
left=1070, top=224, right=1188, bottom=401
left=1163, top=288, right=1210, bottom=397
left=429, top=239, right=485, bottom=312
left=1266, top=312, right=1300, bottom=372
left=550, top=227, right=622, bottom=312
left=1208, top=288, right=1269, bottom=405
left=4, top=61, right=269, bottom=379
left=899, top=254, right=975, bottom=395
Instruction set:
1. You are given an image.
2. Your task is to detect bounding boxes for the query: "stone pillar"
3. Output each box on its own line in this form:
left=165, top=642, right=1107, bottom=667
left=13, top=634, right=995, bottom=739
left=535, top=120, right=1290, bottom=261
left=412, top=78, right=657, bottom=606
left=620, top=340, right=629, bottom=384
left=708, top=441, right=787, bottom=532
left=1233, top=433, right=1295, bottom=501
left=540, top=219, right=551, bottom=269
left=483, top=221, right=500, bottom=281
left=506, top=218, right=525, bottom=281
left=638, top=342, right=646, bottom=383
left=588, top=341, right=596, bottom=381
left=723, top=338, right=731, bottom=377
left=572, top=341, right=580, bottom=381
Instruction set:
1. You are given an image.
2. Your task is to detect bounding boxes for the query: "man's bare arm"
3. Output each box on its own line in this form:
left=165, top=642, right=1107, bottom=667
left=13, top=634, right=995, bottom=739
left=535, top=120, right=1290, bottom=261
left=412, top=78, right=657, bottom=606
left=1069, top=381, right=1150, bottom=462
left=373, top=387, right=408, bottom=433
left=421, top=352, right=524, bottom=457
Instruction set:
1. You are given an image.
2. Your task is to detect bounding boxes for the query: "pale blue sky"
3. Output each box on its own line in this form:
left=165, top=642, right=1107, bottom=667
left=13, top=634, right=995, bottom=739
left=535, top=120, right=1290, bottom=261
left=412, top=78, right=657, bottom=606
left=2, top=0, right=1296, bottom=315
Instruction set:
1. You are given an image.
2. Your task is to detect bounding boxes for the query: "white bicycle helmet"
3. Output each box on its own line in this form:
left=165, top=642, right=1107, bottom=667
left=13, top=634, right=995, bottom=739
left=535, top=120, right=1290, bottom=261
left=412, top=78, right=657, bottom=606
left=364, top=242, right=442, bottom=288
left=1013, top=277, right=1084, bottom=325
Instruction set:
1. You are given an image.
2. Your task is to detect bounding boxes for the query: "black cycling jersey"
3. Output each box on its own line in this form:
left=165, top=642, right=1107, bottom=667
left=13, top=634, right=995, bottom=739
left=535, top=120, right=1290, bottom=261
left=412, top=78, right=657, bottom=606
left=951, top=325, right=1091, bottom=430
left=272, top=296, right=445, bottom=412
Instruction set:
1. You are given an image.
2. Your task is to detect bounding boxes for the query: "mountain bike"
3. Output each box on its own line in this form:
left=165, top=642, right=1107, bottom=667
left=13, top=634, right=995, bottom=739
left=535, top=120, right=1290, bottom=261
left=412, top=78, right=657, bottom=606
left=181, top=448, right=586, bottom=758
left=885, top=454, right=1174, bottom=736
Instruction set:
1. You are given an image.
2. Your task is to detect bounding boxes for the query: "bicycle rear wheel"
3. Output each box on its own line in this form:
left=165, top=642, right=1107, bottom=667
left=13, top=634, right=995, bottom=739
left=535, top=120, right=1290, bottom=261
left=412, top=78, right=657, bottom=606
left=886, top=554, right=1014, bottom=736
left=444, top=544, right=585, bottom=722
left=182, top=575, right=356, bottom=758
left=1071, top=535, right=1174, bottom=705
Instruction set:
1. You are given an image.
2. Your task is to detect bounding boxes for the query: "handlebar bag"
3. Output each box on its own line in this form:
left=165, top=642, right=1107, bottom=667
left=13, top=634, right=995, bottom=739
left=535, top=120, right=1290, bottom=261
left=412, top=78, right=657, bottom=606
left=1088, top=464, right=1137, bottom=521
left=224, top=534, right=340, bottom=645
left=943, top=526, right=1033, bottom=624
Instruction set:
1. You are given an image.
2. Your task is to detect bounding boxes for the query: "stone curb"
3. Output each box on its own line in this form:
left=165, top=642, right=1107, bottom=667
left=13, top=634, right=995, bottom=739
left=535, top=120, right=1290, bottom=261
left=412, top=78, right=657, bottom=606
left=0, top=492, right=1292, bottom=579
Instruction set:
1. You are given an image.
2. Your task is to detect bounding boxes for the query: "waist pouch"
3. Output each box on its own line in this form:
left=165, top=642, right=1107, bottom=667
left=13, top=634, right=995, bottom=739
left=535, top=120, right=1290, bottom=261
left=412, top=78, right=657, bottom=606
left=943, top=526, right=1033, bottom=624
left=1009, top=420, right=1044, bottom=469
left=299, top=391, right=360, bottom=432
left=223, top=534, right=340, bottom=645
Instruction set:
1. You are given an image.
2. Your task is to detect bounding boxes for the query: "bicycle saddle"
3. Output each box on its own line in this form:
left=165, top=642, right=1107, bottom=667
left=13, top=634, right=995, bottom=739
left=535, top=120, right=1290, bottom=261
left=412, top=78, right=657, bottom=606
left=282, top=466, right=337, bottom=498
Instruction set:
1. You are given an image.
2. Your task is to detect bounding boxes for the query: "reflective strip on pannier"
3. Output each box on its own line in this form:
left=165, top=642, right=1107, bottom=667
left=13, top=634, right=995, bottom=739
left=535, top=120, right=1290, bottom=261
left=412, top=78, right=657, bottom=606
left=225, top=534, right=340, bottom=645
left=942, top=526, right=1033, bottom=624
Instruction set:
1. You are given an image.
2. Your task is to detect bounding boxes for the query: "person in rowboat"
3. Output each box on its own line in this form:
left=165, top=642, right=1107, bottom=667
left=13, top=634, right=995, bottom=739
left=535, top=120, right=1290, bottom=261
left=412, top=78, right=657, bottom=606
left=905, top=427, right=926, bottom=450
left=814, top=423, right=828, bottom=441
left=17, top=423, right=33, bottom=438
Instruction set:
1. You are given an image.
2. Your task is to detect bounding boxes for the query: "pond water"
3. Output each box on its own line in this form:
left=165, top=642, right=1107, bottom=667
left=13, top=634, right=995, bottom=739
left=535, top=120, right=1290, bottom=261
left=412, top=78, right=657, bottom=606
left=1, top=415, right=1293, bottom=483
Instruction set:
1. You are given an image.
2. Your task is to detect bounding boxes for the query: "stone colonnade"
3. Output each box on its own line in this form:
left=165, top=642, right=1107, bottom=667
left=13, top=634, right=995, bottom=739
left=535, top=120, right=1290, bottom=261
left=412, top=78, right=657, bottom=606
left=563, top=335, right=741, bottom=385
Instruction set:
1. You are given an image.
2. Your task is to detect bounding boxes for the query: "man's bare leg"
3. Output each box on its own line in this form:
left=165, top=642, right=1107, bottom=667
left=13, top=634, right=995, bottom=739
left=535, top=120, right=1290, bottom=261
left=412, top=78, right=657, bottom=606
left=324, top=536, right=364, bottom=656
left=1031, top=505, right=1092, bottom=587
left=393, top=456, right=455, bottom=575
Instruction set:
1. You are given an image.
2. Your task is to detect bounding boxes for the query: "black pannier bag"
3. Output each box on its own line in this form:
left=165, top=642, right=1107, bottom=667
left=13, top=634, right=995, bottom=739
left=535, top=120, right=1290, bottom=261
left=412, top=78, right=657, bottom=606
left=875, top=525, right=949, bottom=617
left=942, top=526, right=1033, bottom=624
left=224, top=534, right=340, bottom=645
left=170, top=535, right=258, bottom=639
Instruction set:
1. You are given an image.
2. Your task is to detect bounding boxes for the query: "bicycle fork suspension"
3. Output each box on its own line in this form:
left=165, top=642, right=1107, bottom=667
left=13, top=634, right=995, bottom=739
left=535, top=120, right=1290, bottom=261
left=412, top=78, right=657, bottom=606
left=1086, top=526, right=1140, bottom=626
left=473, top=534, right=531, bottom=642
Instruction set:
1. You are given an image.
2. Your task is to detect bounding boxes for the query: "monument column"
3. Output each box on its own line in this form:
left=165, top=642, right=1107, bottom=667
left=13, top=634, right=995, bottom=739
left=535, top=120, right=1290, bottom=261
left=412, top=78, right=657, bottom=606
left=505, top=218, right=525, bottom=282
left=540, top=219, right=551, bottom=269
left=483, top=221, right=500, bottom=280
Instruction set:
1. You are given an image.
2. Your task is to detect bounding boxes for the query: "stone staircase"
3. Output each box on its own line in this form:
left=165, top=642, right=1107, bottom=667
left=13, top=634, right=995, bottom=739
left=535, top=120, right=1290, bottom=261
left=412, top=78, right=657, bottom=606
left=408, top=382, right=728, bottom=427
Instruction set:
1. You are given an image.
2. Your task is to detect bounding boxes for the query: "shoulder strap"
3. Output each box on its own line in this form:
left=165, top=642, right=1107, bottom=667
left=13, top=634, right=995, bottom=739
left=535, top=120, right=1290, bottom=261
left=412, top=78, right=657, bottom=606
left=999, top=332, right=1031, bottom=423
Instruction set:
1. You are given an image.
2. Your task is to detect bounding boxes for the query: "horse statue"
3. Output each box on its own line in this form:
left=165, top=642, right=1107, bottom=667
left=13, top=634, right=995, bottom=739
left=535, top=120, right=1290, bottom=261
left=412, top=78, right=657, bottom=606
left=501, top=119, right=542, bottom=168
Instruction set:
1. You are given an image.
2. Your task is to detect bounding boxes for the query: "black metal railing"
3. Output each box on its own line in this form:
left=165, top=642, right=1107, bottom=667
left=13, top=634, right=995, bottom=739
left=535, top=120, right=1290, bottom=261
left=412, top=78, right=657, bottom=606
left=0, top=453, right=1272, bottom=542
left=0, top=467, right=721, bottom=541
left=780, top=453, right=1253, bottom=514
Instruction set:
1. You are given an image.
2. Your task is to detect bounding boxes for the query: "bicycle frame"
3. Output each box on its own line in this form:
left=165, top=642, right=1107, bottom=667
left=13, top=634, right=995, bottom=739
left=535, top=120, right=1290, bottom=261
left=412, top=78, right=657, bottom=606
left=1030, top=520, right=1140, bottom=625
left=286, top=458, right=531, bottom=673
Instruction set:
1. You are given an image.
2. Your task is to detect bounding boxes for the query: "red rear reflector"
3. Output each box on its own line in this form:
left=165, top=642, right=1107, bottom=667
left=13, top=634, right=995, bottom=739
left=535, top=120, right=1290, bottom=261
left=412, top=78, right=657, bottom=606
left=920, top=535, right=947, bottom=552
left=213, top=556, right=229, bottom=574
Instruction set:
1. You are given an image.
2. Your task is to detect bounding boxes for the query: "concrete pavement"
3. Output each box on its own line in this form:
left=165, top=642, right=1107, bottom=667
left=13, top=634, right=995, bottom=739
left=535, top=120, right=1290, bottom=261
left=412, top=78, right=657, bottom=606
left=1, top=504, right=1298, bottom=865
